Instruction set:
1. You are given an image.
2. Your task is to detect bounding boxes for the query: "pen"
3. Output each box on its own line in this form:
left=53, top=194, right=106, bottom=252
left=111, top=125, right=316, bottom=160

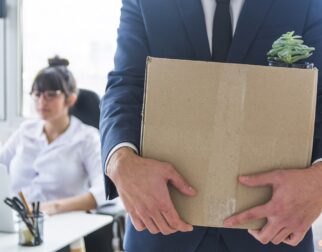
left=33, top=201, right=41, bottom=244
left=34, top=201, right=40, bottom=217
left=37, top=202, right=40, bottom=216
left=32, top=202, right=35, bottom=216
left=18, top=191, right=34, bottom=225
left=18, top=191, right=33, bottom=216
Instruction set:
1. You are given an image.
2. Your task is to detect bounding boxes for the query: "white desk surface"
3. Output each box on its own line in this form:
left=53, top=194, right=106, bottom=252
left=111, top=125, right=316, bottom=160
left=0, top=211, right=113, bottom=252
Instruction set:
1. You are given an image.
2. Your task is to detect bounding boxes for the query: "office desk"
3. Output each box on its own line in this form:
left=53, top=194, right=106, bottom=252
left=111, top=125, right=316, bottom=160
left=0, top=211, right=113, bottom=252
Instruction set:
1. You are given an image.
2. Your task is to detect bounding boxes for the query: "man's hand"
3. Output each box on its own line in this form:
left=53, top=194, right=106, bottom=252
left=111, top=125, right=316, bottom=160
left=224, top=163, right=322, bottom=246
left=107, top=147, right=197, bottom=235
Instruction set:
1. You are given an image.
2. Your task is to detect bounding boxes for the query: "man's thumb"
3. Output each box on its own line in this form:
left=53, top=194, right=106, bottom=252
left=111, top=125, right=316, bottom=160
left=167, top=169, right=197, bottom=196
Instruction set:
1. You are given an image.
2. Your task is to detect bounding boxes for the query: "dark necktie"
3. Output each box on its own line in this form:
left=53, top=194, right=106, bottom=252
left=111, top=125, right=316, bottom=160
left=212, top=0, right=232, bottom=62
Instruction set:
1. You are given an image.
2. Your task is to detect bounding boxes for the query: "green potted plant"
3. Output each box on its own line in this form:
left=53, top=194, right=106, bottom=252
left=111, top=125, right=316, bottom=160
left=267, top=31, right=315, bottom=69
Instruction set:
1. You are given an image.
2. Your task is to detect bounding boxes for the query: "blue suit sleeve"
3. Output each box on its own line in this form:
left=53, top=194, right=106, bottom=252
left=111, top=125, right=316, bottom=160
left=99, top=0, right=149, bottom=199
left=304, top=0, right=322, bottom=162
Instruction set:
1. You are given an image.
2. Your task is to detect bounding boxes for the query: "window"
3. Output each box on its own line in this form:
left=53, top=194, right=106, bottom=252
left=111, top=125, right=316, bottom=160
left=0, top=0, right=23, bottom=142
left=22, top=0, right=121, bottom=117
left=0, top=0, right=6, bottom=121
left=0, top=5, right=5, bottom=121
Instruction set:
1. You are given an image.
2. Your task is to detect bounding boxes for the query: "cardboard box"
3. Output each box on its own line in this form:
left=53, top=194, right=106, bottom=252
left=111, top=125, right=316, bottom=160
left=140, top=57, right=318, bottom=229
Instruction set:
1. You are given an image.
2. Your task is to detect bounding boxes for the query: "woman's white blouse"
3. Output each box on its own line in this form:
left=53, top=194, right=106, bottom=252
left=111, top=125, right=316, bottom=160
left=0, top=116, right=106, bottom=206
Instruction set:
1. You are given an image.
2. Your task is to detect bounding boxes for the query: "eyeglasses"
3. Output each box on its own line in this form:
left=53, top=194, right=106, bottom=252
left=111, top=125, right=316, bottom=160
left=30, top=90, right=63, bottom=101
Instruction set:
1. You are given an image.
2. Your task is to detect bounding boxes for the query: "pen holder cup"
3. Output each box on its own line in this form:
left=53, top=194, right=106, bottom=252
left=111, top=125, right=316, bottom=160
left=18, top=213, right=44, bottom=246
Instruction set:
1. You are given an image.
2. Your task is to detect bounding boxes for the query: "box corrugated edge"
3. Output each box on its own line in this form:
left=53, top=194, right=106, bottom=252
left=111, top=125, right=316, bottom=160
left=307, top=68, right=319, bottom=166
left=140, top=56, right=153, bottom=156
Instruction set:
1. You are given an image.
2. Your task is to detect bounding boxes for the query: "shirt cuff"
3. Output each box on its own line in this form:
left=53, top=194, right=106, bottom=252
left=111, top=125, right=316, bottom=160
left=312, top=158, right=322, bottom=165
left=89, top=185, right=107, bottom=208
left=104, top=142, right=138, bottom=175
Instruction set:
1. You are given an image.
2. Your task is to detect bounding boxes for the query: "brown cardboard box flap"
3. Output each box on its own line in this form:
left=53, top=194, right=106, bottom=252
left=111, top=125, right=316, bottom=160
left=141, top=57, right=318, bottom=229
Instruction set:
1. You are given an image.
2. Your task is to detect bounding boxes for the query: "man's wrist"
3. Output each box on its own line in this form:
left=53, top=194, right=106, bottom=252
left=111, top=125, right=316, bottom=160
left=111, top=146, right=136, bottom=163
left=311, top=161, right=322, bottom=173
left=105, top=143, right=138, bottom=175
left=106, top=147, right=137, bottom=179
left=309, top=162, right=322, bottom=201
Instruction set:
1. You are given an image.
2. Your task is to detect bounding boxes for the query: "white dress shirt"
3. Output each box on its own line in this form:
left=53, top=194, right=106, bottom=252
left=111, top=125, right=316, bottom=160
left=201, top=0, right=245, bottom=53
left=0, top=116, right=106, bottom=206
left=105, top=0, right=246, bottom=170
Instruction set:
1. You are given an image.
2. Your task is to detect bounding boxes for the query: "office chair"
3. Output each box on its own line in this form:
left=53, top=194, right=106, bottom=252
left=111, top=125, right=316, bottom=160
left=70, top=88, right=126, bottom=252
left=70, top=89, right=100, bottom=129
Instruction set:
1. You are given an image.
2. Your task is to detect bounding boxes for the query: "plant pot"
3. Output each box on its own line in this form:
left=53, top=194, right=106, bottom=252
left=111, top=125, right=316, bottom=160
left=268, top=60, right=314, bottom=69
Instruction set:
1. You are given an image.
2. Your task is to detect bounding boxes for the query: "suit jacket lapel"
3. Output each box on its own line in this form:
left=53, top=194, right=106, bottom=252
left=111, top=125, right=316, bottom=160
left=175, top=0, right=212, bottom=61
left=228, top=0, right=275, bottom=63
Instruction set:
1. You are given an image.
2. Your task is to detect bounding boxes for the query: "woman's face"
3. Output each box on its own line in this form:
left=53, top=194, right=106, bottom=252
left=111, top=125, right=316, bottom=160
left=31, top=90, right=74, bottom=121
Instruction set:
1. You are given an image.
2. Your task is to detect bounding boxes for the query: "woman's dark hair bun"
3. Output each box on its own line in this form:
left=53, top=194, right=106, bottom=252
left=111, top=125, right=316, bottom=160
left=31, top=55, right=77, bottom=96
left=48, top=56, right=69, bottom=67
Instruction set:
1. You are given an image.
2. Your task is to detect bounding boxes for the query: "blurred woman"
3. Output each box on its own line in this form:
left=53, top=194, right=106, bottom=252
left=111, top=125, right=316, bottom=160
left=0, top=56, right=105, bottom=215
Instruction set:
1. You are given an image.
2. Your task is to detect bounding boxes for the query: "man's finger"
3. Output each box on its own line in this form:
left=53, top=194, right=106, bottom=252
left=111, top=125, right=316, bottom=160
left=140, top=216, right=160, bottom=234
left=249, top=220, right=283, bottom=245
left=161, top=201, right=193, bottom=232
left=166, top=165, right=197, bottom=196
left=248, top=229, right=260, bottom=237
left=272, top=228, right=293, bottom=245
left=283, top=232, right=306, bottom=247
left=129, top=212, right=146, bottom=232
left=239, top=171, right=278, bottom=187
left=224, top=204, right=269, bottom=227
left=152, top=211, right=177, bottom=235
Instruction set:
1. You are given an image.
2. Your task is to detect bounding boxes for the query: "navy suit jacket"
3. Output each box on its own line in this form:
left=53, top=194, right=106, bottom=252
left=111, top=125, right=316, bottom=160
left=100, top=0, right=322, bottom=251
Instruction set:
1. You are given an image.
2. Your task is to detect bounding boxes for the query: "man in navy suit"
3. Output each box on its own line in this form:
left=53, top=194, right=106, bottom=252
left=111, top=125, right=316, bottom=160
left=100, top=0, right=322, bottom=251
